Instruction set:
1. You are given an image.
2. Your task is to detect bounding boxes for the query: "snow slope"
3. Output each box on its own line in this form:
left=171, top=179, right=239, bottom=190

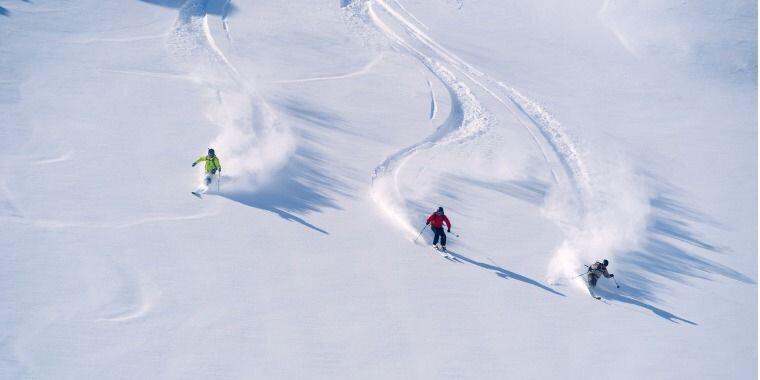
left=0, top=0, right=756, bottom=379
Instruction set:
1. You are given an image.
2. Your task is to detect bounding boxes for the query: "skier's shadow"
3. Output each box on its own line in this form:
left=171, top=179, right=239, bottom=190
left=221, top=181, right=330, bottom=235
left=446, top=249, right=565, bottom=297
left=594, top=288, right=697, bottom=325
left=606, top=189, right=754, bottom=324
left=216, top=144, right=351, bottom=235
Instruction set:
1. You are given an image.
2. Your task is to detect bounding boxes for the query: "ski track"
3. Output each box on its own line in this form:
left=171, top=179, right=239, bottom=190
left=391, top=0, right=430, bottom=30
left=170, top=0, right=241, bottom=80
left=371, top=0, right=585, bottom=192
left=220, top=0, right=234, bottom=45
left=29, top=150, right=74, bottom=165
left=274, top=53, right=385, bottom=84
left=1, top=212, right=213, bottom=229
left=98, top=68, right=190, bottom=81
left=357, top=0, right=590, bottom=230
left=351, top=0, right=635, bottom=291
left=426, top=78, right=437, bottom=119
left=96, top=263, right=160, bottom=323
left=64, top=34, right=169, bottom=44
left=355, top=0, right=491, bottom=237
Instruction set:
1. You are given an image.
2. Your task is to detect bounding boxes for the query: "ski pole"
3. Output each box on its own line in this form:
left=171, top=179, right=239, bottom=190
left=612, top=276, right=620, bottom=288
left=553, top=272, right=587, bottom=285
left=414, top=224, right=428, bottom=243
left=549, top=271, right=587, bottom=286
left=217, top=171, right=221, bottom=193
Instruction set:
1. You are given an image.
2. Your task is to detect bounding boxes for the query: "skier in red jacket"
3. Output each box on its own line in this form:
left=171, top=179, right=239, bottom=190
left=426, top=207, right=451, bottom=251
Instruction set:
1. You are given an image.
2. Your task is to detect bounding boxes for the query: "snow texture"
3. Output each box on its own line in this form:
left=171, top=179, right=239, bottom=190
left=0, top=0, right=756, bottom=379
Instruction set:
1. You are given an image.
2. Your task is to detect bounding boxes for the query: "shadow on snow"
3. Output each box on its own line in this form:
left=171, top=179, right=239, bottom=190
left=618, top=192, right=755, bottom=303
left=220, top=145, right=350, bottom=235
left=1, top=0, right=31, bottom=17
left=137, top=0, right=239, bottom=17
left=430, top=172, right=752, bottom=324
left=220, top=97, right=356, bottom=235
left=451, top=175, right=549, bottom=206
left=445, top=248, right=565, bottom=297
left=595, top=287, right=697, bottom=325
left=606, top=187, right=754, bottom=324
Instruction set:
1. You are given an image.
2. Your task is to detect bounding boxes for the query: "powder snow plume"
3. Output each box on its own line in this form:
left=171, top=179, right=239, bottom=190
left=542, top=140, right=651, bottom=288
left=170, top=0, right=295, bottom=192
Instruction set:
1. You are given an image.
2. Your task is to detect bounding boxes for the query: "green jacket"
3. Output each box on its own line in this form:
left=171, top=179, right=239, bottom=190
left=194, top=155, right=221, bottom=173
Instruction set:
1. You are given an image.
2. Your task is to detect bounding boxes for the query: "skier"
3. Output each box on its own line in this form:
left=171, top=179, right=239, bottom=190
left=586, top=259, right=614, bottom=288
left=426, top=207, right=451, bottom=251
left=191, top=148, right=222, bottom=194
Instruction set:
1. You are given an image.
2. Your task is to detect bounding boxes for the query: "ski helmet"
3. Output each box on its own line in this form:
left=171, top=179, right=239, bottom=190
left=208, top=148, right=215, bottom=156
left=437, top=207, right=444, bottom=213
left=602, top=259, right=609, bottom=266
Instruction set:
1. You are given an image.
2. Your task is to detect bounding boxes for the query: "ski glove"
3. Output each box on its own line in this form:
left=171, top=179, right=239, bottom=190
left=192, top=162, right=197, bottom=167
left=447, top=228, right=451, bottom=232
left=610, top=274, right=614, bottom=277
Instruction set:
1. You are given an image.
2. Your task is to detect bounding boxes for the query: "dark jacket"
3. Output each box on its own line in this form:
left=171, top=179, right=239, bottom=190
left=589, top=262, right=612, bottom=278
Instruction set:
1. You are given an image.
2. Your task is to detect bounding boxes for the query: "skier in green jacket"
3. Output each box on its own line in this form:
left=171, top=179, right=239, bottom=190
left=192, top=148, right=222, bottom=194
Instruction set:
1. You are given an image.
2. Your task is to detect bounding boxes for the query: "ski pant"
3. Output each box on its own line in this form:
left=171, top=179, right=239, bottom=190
left=203, top=168, right=221, bottom=185
left=196, top=172, right=216, bottom=193
left=588, top=273, right=599, bottom=287
left=431, top=226, right=447, bottom=246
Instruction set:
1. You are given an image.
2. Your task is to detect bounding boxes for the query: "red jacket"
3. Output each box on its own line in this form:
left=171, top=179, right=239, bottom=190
left=426, top=213, right=451, bottom=229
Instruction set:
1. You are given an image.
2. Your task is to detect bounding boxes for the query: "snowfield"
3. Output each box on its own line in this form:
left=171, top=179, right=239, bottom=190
left=1, top=0, right=756, bottom=379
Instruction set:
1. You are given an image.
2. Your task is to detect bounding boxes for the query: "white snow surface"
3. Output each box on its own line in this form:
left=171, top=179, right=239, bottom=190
left=0, top=0, right=757, bottom=379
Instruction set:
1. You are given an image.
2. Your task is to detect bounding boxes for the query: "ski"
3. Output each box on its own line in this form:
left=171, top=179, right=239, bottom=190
left=431, top=245, right=457, bottom=261
left=191, top=191, right=202, bottom=199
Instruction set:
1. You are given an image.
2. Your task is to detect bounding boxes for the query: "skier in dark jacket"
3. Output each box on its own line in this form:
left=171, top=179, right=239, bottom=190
left=587, top=259, right=614, bottom=288
left=426, top=207, right=451, bottom=251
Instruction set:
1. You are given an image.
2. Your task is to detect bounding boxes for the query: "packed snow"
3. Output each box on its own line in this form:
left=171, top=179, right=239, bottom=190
left=1, top=0, right=756, bottom=378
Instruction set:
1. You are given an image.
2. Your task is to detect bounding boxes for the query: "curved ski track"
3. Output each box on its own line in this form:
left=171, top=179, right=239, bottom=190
left=349, top=0, right=592, bottom=237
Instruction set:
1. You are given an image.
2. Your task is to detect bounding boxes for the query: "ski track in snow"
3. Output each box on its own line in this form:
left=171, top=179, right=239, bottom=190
left=29, top=151, right=74, bottom=165
left=350, top=0, right=647, bottom=291
left=96, top=262, right=161, bottom=323
left=64, top=34, right=169, bottom=44
left=98, top=68, right=190, bottom=81
left=426, top=78, right=437, bottom=120
left=391, top=0, right=430, bottom=30
left=274, top=53, right=385, bottom=84
left=220, top=0, right=234, bottom=45
left=349, top=0, right=575, bottom=234
left=1, top=212, right=212, bottom=229
left=352, top=0, right=491, bottom=237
